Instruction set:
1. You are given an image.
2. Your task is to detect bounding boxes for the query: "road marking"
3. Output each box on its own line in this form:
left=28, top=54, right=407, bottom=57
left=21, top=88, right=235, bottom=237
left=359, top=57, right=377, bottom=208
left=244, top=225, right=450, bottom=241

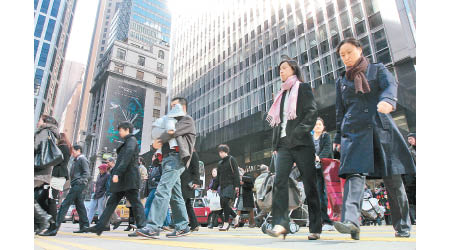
left=57, top=232, right=304, bottom=250
left=36, top=236, right=108, bottom=250
left=34, top=239, right=68, bottom=250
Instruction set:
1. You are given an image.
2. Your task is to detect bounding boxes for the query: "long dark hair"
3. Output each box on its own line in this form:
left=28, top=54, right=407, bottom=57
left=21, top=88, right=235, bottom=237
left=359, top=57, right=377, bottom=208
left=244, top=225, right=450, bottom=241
left=316, top=117, right=327, bottom=133
left=278, top=57, right=304, bottom=82
left=41, top=114, right=58, bottom=127
left=58, top=132, right=73, bottom=154
left=336, top=37, right=362, bottom=54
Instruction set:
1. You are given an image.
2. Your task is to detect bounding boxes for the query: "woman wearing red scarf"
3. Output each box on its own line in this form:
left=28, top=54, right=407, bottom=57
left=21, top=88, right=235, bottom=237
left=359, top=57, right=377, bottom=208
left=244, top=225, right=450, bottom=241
left=333, top=38, right=415, bottom=240
left=265, top=58, right=322, bottom=240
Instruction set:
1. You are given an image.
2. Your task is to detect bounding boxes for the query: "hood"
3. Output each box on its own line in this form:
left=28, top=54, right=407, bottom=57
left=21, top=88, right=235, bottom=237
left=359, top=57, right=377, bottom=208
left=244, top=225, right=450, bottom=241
left=36, top=123, right=60, bottom=139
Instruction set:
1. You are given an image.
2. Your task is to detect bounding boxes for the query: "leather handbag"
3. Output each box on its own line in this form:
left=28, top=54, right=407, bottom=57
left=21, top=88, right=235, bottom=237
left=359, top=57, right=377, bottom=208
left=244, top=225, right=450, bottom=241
left=34, top=131, right=64, bottom=170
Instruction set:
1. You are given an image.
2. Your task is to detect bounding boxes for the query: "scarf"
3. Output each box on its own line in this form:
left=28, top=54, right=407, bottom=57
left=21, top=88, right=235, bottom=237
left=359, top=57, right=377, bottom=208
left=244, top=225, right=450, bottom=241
left=266, top=75, right=300, bottom=127
left=345, top=56, right=370, bottom=94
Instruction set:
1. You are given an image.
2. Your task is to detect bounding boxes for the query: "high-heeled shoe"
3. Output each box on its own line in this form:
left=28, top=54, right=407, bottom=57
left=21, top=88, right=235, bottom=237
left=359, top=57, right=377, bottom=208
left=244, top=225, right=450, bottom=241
left=219, top=222, right=231, bottom=231
left=266, top=225, right=288, bottom=240
left=334, top=221, right=360, bottom=240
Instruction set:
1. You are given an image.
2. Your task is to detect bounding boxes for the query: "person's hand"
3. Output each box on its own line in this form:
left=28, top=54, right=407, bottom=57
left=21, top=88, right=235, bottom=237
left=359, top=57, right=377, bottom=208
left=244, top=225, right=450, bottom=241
left=192, top=184, right=198, bottom=189
left=235, top=187, right=240, bottom=194
left=211, top=189, right=217, bottom=193
left=333, top=143, right=341, bottom=152
left=112, top=175, right=119, bottom=183
left=315, top=155, right=320, bottom=162
left=272, top=151, right=277, bottom=155
left=240, top=181, right=244, bottom=185
left=152, top=139, right=162, bottom=149
left=377, top=101, right=394, bottom=114
left=167, top=130, right=175, bottom=135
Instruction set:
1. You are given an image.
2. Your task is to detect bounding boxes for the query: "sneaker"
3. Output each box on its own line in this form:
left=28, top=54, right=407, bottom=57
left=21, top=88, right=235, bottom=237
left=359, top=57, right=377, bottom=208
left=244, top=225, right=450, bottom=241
left=322, top=224, right=335, bottom=231
left=136, top=228, right=160, bottom=239
left=395, top=231, right=411, bottom=238
left=232, top=215, right=240, bottom=226
left=166, top=227, right=190, bottom=238
left=128, top=231, right=138, bottom=237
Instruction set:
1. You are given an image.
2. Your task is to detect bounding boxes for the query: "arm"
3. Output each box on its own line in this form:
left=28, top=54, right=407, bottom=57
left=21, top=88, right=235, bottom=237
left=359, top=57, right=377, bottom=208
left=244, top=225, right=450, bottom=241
left=377, top=64, right=398, bottom=110
left=230, top=157, right=240, bottom=188
left=318, top=133, right=333, bottom=159
left=293, top=83, right=318, bottom=137
left=189, top=152, right=201, bottom=185
left=334, top=78, right=344, bottom=145
left=80, top=157, right=90, bottom=183
left=159, top=116, right=196, bottom=144
left=114, top=139, right=137, bottom=177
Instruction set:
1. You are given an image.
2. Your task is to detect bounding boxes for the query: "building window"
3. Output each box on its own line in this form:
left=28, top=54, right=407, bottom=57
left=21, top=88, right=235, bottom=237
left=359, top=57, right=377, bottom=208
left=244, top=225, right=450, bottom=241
left=153, top=109, right=160, bottom=118
left=157, top=63, right=164, bottom=72
left=326, top=3, right=335, bottom=19
left=136, top=70, right=144, bottom=80
left=352, top=4, right=364, bottom=23
left=138, top=56, right=145, bottom=66
left=114, top=64, right=124, bottom=73
left=360, top=36, right=372, bottom=56
left=331, top=34, right=340, bottom=48
left=337, top=0, right=346, bottom=11
left=50, top=0, right=61, bottom=18
left=44, top=19, right=56, bottom=41
left=154, top=92, right=161, bottom=106
left=316, top=10, right=324, bottom=24
left=343, top=28, right=353, bottom=38
left=376, top=48, right=391, bottom=64
left=368, top=12, right=383, bottom=30
left=35, top=15, right=46, bottom=38
left=364, top=0, right=380, bottom=16
left=117, top=48, right=126, bottom=60
left=38, top=43, right=50, bottom=67
left=322, top=56, right=333, bottom=74
left=372, top=29, right=388, bottom=51
left=355, top=21, right=366, bottom=36
left=158, top=50, right=165, bottom=59
left=312, top=61, right=321, bottom=79
left=340, top=12, right=350, bottom=30
left=40, top=0, right=50, bottom=14
left=156, top=77, right=163, bottom=85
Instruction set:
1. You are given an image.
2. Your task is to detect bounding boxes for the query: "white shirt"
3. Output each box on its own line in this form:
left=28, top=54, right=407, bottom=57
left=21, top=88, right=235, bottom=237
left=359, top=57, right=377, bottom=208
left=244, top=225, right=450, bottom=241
left=280, top=90, right=290, bottom=138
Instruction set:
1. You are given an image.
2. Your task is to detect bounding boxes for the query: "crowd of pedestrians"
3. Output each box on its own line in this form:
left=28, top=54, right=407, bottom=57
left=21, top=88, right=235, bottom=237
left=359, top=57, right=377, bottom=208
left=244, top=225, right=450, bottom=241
left=34, top=36, right=416, bottom=242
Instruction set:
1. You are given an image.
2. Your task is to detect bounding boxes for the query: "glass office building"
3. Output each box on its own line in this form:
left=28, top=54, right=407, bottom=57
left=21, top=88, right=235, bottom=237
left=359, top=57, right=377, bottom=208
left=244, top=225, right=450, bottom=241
left=107, top=0, right=171, bottom=50
left=34, top=0, right=77, bottom=127
left=170, top=0, right=416, bottom=172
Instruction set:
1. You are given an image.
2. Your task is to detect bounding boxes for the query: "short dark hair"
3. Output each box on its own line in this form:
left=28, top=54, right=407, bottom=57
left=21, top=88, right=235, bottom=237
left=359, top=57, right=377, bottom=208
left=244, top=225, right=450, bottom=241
left=278, top=56, right=304, bottom=82
left=336, top=37, right=362, bottom=54
left=217, top=144, right=230, bottom=154
left=41, top=115, right=58, bottom=127
left=73, top=144, right=83, bottom=153
left=171, top=97, right=188, bottom=109
left=118, top=121, right=134, bottom=133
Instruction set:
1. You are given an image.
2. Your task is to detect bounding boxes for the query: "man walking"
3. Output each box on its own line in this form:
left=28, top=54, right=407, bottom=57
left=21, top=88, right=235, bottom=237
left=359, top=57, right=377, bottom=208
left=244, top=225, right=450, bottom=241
left=87, top=164, right=110, bottom=224
left=137, top=97, right=196, bottom=239
left=44, top=145, right=90, bottom=235
left=86, top=121, right=146, bottom=235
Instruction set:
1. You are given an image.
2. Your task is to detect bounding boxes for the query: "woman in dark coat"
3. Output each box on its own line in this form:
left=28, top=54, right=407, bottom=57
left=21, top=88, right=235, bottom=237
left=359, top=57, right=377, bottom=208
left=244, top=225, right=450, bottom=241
left=266, top=58, right=322, bottom=240
left=333, top=38, right=415, bottom=240
left=212, top=144, right=240, bottom=231
left=181, top=151, right=201, bottom=231
left=38, top=133, right=71, bottom=236
left=236, top=170, right=255, bottom=228
left=312, top=118, right=335, bottom=231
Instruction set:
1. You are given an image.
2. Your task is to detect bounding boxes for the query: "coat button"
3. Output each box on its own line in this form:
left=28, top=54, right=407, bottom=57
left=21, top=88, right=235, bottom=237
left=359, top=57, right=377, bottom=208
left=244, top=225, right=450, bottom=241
left=364, top=108, right=369, bottom=113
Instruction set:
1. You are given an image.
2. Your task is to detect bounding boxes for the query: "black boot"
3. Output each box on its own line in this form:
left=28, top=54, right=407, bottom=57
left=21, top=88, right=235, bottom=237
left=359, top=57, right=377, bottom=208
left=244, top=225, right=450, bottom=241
left=34, top=202, right=51, bottom=234
left=39, top=222, right=58, bottom=236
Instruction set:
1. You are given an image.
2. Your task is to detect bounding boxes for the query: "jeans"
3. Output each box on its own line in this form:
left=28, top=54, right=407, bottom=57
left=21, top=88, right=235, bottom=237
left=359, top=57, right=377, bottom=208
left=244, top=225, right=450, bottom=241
left=316, top=169, right=333, bottom=225
left=144, top=188, right=172, bottom=226
left=96, top=189, right=146, bottom=230
left=55, top=183, right=89, bottom=229
left=87, top=195, right=106, bottom=224
left=272, top=143, right=322, bottom=233
left=145, top=153, right=189, bottom=231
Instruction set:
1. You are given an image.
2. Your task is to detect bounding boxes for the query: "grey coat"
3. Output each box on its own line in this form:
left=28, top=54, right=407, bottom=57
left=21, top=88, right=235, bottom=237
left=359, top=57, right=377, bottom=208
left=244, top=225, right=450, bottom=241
left=34, top=124, right=60, bottom=188
left=70, top=154, right=90, bottom=186
left=334, top=63, right=416, bottom=178
left=159, top=115, right=196, bottom=167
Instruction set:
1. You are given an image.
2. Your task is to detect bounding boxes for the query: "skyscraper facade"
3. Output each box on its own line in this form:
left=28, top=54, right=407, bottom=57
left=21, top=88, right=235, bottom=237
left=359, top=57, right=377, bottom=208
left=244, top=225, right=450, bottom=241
left=34, top=0, right=78, bottom=127
left=170, top=0, right=416, bottom=173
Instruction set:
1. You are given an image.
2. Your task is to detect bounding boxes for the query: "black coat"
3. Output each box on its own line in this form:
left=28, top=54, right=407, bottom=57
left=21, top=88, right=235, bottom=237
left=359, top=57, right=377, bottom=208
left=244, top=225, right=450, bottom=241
left=272, top=82, right=318, bottom=150
left=212, top=155, right=240, bottom=193
left=110, top=134, right=140, bottom=193
left=334, top=63, right=416, bottom=178
left=316, top=132, right=333, bottom=159
left=52, top=144, right=70, bottom=179
left=181, top=151, right=201, bottom=199
left=241, top=175, right=255, bottom=208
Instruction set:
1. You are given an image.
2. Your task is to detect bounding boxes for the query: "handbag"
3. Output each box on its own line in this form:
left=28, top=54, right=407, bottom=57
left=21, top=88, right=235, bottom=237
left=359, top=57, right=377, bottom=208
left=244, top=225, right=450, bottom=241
left=34, top=130, right=64, bottom=170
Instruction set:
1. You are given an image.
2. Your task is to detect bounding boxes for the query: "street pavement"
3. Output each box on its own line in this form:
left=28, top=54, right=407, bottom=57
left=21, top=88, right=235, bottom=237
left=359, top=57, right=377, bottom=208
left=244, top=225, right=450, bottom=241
left=35, top=223, right=416, bottom=250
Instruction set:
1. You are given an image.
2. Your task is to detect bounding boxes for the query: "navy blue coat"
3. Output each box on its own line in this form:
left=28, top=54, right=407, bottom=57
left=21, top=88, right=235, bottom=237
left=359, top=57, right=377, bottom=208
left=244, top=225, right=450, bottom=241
left=334, top=63, right=415, bottom=178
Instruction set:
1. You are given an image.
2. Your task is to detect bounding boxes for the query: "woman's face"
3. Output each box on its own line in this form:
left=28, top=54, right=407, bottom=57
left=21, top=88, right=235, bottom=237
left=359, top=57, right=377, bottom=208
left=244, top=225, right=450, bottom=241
left=212, top=168, right=217, bottom=178
left=313, top=120, right=324, bottom=134
left=279, top=62, right=295, bottom=82
left=339, top=43, right=363, bottom=67
left=218, top=151, right=227, bottom=159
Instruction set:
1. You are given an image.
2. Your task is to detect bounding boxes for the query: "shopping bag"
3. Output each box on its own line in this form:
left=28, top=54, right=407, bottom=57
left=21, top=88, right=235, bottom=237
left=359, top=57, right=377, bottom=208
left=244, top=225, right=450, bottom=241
left=207, top=190, right=222, bottom=211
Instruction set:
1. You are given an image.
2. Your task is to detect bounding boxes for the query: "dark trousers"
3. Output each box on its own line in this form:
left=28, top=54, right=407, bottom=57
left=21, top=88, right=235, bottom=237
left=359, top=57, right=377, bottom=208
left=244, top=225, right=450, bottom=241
left=220, top=196, right=236, bottom=223
left=96, top=189, right=145, bottom=230
left=342, top=174, right=411, bottom=233
left=184, top=198, right=199, bottom=228
left=273, top=144, right=322, bottom=233
left=209, top=210, right=225, bottom=226
left=316, top=169, right=333, bottom=225
left=55, top=183, right=89, bottom=229
left=34, top=186, right=59, bottom=225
